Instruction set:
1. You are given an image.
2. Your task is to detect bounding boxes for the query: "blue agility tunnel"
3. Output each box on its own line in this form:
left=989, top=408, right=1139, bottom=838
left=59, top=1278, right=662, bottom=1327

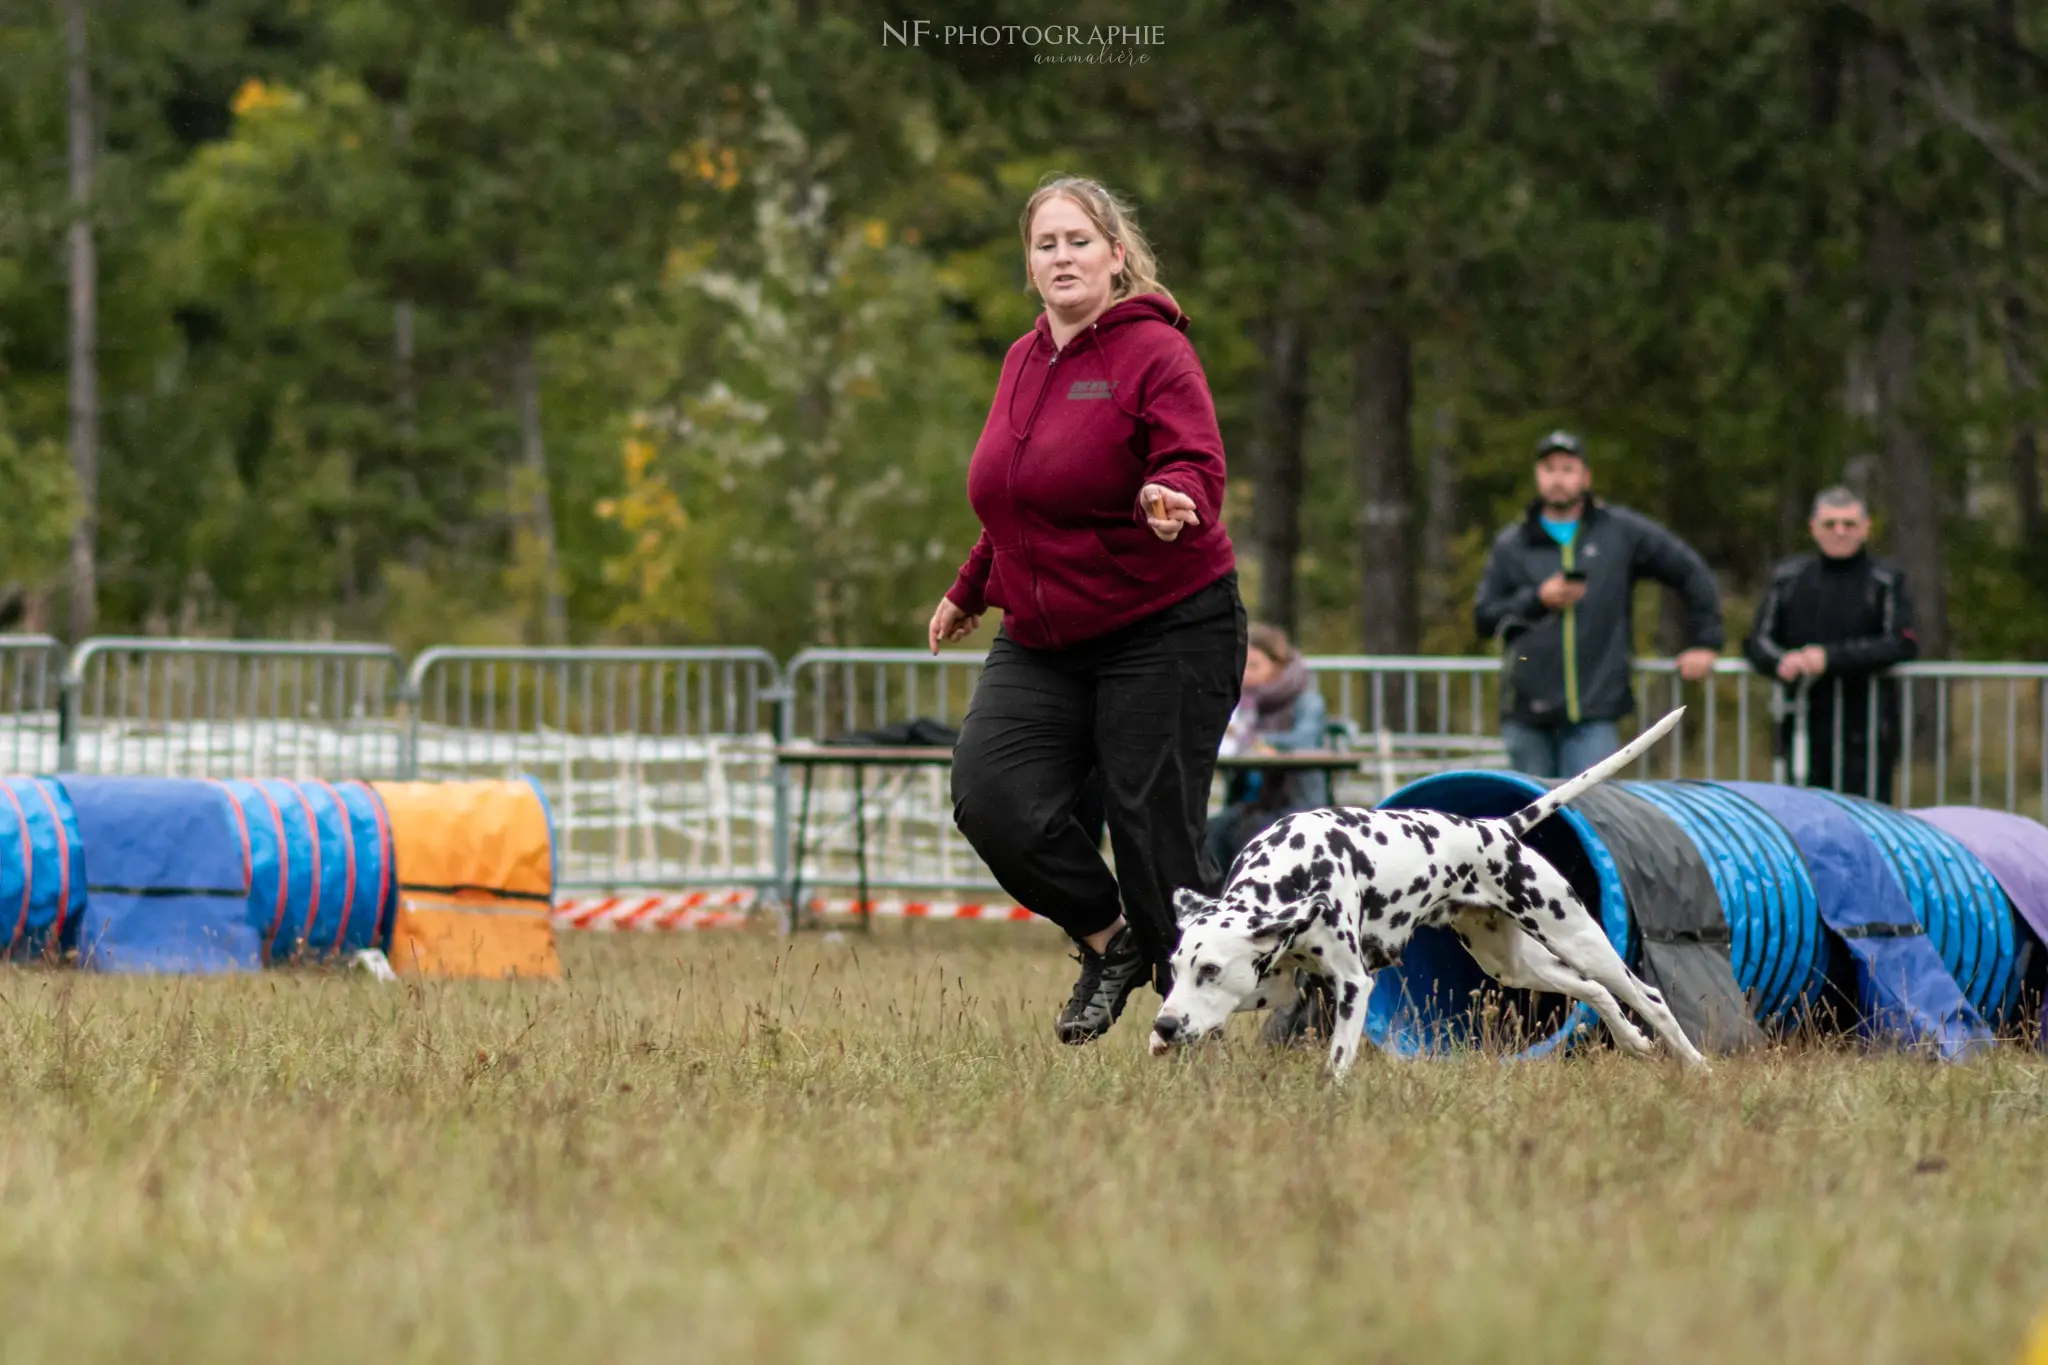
left=1911, top=806, right=2048, bottom=1033
left=213, top=779, right=397, bottom=963
left=0, top=776, right=87, bottom=960
left=1371, top=772, right=2014, bottom=1060
left=60, top=775, right=398, bottom=973
left=1806, top=792, right=2025, bottom=1027
left=1719, top=783, right=1993, bottom=1059
left=1621, top=781, right=1829, bottom=1028
left=65, top=776, right=260, bottom=973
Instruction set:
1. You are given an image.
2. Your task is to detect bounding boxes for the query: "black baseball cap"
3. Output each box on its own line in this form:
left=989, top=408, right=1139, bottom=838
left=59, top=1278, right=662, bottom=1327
left=1534, top=429, right=1585, bottom=460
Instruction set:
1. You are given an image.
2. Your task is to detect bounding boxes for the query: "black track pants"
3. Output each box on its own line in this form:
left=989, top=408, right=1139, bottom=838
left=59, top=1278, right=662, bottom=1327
left=951, top=573, right=1247, bottom=987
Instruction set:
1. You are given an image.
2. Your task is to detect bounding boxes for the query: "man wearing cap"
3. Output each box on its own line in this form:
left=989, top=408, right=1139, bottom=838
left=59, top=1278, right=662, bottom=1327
left=1474, top=430, right=1724, bottom=777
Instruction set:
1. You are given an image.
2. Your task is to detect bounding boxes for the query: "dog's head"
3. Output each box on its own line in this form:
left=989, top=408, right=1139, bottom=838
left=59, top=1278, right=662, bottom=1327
left=1149, top=885, right=1329, bottom=1055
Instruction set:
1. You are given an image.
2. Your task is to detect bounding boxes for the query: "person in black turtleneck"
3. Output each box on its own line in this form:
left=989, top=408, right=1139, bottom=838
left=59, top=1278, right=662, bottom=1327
left=1745, top=486, right=1918, bottom=802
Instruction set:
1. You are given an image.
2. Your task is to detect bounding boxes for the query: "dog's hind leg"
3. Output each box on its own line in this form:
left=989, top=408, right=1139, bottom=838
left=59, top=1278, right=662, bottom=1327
left=1547, top=917, right=1706, bottom=1067
left=1452, top=907, right=1653, bottom=1056
left=1496, top=853, right=1708, bottom=1068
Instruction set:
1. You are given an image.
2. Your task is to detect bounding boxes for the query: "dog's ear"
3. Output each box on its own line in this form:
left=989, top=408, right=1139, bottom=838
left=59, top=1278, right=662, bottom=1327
left=1251, top=893, right=1327, bottom=952
left=1249, top=917, right=1302, bottom=949
left=1249, top=917, right=1303, bottom=975
left=1172, top=888, right=1219, bottom=926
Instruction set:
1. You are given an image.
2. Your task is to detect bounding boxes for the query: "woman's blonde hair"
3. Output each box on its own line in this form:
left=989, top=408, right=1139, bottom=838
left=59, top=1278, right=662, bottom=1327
left=1018, top=175, right=1167, bottom=305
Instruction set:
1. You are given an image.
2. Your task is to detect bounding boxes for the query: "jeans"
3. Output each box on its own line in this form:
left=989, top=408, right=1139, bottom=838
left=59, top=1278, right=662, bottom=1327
left=1502, top=718, right=1622, bottom=780
left=952, top=574, right=1247, bottom=982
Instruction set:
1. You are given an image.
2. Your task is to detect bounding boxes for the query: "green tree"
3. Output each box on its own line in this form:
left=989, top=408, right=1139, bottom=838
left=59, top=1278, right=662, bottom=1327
left=599, top=93, right=986, bottom=656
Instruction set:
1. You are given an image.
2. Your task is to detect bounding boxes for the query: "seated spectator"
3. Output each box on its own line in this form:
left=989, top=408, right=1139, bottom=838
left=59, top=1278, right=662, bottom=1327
left=1205, top=624, right=1329, bottom=874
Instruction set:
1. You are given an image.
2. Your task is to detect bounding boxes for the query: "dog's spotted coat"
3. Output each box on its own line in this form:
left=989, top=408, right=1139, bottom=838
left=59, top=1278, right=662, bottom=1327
left=1152, top=708, right=1708, bottom=1078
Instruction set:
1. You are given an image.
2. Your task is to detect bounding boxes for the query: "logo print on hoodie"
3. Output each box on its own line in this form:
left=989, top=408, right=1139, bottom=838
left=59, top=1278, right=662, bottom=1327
left=1067, top=379, right=1116, bottom=401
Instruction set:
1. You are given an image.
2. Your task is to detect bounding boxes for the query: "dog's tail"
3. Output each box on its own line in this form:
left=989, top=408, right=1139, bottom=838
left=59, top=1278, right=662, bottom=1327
left=1500, top=707, right=1685, bottom=840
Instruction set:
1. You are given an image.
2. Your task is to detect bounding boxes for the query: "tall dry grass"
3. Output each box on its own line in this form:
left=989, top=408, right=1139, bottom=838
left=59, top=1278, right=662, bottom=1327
left=0, top=925, right=2042, bottom=1363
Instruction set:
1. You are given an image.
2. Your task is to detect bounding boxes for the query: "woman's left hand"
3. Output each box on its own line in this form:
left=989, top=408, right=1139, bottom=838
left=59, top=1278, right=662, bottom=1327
left=1139, top=483, right=1200, bottom=542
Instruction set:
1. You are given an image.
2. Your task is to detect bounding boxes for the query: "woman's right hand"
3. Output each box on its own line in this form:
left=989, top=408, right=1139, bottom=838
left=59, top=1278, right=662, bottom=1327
left=928, top=596, right=982, bottom=654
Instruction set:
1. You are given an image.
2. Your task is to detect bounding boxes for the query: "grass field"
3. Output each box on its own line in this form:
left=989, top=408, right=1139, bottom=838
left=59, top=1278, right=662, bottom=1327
left=1, top=925, right=2044, bottom=1364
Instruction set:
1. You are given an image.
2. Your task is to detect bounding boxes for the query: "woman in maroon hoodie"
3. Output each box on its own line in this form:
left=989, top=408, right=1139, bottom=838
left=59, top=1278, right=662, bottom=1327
left=927, top=175, right=1246, bottom=1044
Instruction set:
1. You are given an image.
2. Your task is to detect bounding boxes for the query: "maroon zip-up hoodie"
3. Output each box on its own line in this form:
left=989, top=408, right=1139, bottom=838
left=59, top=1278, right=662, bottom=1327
left=943, top=293, right=1235, bottom=651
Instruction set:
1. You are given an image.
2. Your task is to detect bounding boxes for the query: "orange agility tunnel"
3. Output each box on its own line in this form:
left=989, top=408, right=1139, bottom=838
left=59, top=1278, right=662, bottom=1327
left=369, top=777, right=561, bottom=979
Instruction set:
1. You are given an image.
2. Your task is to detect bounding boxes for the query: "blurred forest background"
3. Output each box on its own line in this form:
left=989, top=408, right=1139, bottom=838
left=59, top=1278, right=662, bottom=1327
left=2, top=0, right=2044, bottom=661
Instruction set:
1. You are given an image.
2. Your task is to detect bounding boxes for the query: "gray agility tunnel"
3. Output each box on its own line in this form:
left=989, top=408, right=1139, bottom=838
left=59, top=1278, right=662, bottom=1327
left=1367, top=775, right=2046, bottom=1061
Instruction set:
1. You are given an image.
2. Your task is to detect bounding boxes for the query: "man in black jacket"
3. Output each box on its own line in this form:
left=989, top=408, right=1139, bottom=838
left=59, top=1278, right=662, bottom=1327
left=1475, top=431, right=1723, bottom=777
left=1744, top=487, right=1917, bottom=802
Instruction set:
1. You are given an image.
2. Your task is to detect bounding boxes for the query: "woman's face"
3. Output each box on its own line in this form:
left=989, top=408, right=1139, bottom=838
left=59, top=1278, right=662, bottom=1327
left=1027, top=194, right=1124, bottom=320
left=1243, top=647, right=1279, bottom=691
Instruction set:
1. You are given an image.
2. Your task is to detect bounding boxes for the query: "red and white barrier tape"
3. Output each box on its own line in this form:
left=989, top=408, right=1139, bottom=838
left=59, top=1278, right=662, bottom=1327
left=553, top=890, right=752, bottom=932
left=552, top=890, right=1037, bottom=931
left=803, top=897, right=1038, bottom=922
left=557, top=892, right=1040, bottom=933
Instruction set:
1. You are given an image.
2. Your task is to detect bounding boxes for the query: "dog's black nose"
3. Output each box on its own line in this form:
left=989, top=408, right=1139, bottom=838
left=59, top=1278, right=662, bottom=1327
left=1153, top=1014, right=1182, bottom=1043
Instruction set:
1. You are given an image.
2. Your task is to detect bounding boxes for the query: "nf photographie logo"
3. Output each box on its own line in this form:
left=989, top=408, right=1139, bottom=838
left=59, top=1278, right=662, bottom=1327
left=881, top=20, right=1164, bottom=65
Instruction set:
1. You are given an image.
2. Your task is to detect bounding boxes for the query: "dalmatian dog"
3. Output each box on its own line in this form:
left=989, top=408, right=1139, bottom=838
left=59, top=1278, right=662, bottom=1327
left=1152, top=707, right=1706, bottom=1079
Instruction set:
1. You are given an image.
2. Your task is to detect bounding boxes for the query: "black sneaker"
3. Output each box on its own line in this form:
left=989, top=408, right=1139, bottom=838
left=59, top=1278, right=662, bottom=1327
left=1056, top=924, right=1148, bottom=1045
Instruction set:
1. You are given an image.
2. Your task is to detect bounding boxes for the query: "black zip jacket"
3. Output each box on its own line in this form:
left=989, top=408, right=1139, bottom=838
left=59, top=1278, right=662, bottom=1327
left=1474, top=498, right=1724, bottom=725
left=1743, top=549, right=1917, bottom=729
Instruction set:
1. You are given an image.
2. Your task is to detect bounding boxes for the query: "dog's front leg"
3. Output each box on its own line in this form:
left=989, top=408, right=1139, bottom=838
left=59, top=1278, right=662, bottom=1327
left=1323, top=969, right=1374, bottom=1081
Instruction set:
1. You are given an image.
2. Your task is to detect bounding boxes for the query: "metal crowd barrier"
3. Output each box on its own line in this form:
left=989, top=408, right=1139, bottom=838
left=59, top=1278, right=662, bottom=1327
left=403, top=646, right=785, bottom=894
left=5, top=636, right=2043, bottom=903
left=1625, top=659, right=1782, bottom=783
left=1893, top=663, right=2047, bottom=815
left=0, top=635, right=62, bottom=774
left=781, top=647, right=999, bottom=897
left=784, top=646, right=987, bottom=741
left=1761, top=665, right=2048, bottom=818
left=56, top=637, right=407, bottom=778
left=1307, top=656, right=1505, bottom=802
left=1300, top=653, right=2045, bottom=812
left=1304, top=657, right=1780, bottom=793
